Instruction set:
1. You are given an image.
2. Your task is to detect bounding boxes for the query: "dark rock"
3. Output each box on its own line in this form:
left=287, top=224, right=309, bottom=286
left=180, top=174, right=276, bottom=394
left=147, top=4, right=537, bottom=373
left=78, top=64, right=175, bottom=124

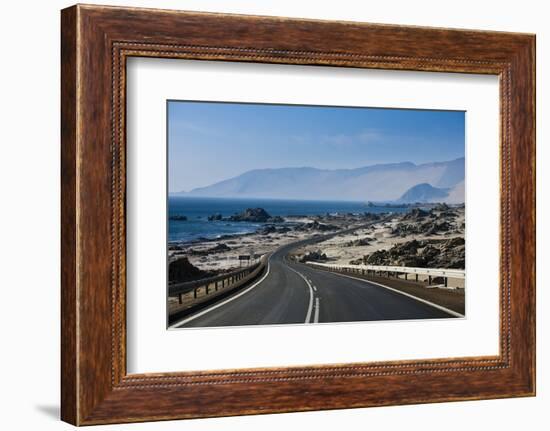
left=443, top=237, right=465, bottom=248
left=295, top=220, right=339, bottom=232
left=208, top=213, right=223, bottom=221
left=210, top=243, right=231, bottom=252
left=228, top=208, right=273, bottom=222
left=169, top=257, right=206, bottom=283
left=397, top=255, right=426, bottom=267
left=259, top=225, right=277, bottom=235
left=267, top=215, right=285, bottom=223
left=362, top=237, right=464, bottom=270
left=421, top=244, right=439, bottom=260
left=169, top=215, right=187, bottom=221
left=300, top=250, right=328, bottom=263
left=425, top=221, right=451, bottom=235
left=365, top=249, right=389, bottom=265
left=404, top=208, right=429, bottom=220
left=345, top=237, right=373, bottom=247
left=433, top=203, right=450, bottom=211
left=392, top=239, right=420, bottom=255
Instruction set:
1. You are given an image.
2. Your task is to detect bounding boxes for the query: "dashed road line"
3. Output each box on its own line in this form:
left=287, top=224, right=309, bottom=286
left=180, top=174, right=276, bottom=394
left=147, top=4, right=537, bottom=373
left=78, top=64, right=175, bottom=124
left=313, top=297, right=320, bottom=323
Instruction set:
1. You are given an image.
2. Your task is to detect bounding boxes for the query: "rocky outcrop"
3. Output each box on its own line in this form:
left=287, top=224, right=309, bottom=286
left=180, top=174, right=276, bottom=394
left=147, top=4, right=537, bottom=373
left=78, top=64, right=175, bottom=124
left=403, top=208, right=429, bottom=220
left=300, top=250, right=328, bottom=263
left=169, top=215, right=188, bottom=221
left=392, top=209, right=458, bottom=237
left=207, top=213, right=222, bottom=221
left=294, top=220, right=339, bottom=232
left=229, top=207, right=272, bottom=222
left=207, top=208, right=285, bottom=223
left=345, top=237, right=373, bottom=247
left=267, top=215, right=285, bottom=223
left=362, top=237, right=464, bottom=269
left=258, top=225, right=292, bottom=235
left=169, top=257, right=208, bottom=283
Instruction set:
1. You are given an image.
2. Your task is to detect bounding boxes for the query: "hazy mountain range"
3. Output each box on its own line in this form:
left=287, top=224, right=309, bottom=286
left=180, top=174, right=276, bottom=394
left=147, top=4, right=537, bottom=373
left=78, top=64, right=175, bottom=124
left=176, top=157, right=465, bottom=203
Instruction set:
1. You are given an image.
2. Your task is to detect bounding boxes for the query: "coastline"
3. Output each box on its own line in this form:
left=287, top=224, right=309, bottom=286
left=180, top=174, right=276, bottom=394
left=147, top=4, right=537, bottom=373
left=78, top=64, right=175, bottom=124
left=168, top=203, right=465, bottom=277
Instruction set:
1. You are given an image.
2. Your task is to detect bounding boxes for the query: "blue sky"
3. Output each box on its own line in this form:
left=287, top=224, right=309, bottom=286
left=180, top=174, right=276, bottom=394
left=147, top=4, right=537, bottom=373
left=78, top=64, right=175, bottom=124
left=168, top=101, right=465, bottom=193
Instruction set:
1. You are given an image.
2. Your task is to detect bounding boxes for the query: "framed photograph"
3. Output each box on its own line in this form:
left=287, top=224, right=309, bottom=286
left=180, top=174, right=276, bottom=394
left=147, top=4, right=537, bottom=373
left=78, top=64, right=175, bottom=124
left=61, top=4, right=535, bottom=425
left=165, top=101, right=466, bottom=330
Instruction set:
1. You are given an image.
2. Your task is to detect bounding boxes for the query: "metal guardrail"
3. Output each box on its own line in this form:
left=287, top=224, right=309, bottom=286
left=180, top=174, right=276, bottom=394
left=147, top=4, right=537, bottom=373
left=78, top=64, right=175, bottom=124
left=306, top=261, right=464, bottom=287
left=169, top=254, right=268, bottom=305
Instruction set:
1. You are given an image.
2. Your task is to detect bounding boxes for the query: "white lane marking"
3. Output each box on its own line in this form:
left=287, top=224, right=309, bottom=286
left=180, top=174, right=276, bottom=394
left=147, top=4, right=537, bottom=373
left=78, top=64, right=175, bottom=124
left=286, top=265, right=314, bottom=324
left=169, top=260, right=272, bottom=329
left=313, top=297, right=320, bottom=323
left=315, top=270, right=464, bottom=318
left=312, top=285, right=317, bottom=292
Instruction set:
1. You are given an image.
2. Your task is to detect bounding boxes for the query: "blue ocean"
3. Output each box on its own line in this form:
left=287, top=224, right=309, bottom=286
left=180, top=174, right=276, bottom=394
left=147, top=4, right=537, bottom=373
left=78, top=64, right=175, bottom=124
left=168, top=196, right=409, bottom=244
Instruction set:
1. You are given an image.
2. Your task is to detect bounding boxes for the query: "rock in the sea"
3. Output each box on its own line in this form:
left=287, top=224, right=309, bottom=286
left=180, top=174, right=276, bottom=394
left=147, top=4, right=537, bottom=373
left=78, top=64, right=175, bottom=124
left=169, top=215, right=187, bottom=221
left=229, top=208, right=273, bottom=222
left=267, top=215, right=285, bottom=223
left=208, top=213, right=223, bottom=221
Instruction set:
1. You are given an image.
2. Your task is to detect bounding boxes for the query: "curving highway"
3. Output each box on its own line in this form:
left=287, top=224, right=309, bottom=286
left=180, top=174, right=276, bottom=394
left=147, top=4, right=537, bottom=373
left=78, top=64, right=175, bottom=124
left=171, top=233, right=456, bottom=328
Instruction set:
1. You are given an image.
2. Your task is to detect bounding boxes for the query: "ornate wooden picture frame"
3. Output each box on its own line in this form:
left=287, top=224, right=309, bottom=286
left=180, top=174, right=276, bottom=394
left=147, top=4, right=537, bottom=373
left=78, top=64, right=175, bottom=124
left=61, top=4, right=535, bottom=425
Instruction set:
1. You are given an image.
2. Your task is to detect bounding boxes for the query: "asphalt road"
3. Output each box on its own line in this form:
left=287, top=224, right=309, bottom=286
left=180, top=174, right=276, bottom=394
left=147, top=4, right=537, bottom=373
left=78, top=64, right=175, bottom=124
left=172, top=230, right=455, bottom=328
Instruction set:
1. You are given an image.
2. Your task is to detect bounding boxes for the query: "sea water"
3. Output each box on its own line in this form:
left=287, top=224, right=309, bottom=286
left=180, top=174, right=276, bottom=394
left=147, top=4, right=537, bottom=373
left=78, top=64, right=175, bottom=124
left=168, top=196, right=409, bottom=244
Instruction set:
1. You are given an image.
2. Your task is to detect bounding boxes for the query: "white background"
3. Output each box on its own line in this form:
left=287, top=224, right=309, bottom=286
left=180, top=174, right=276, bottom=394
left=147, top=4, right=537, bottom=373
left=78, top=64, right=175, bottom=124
left=0, top=0, right=547, bottom=430
left=127, top=59, right=499, bottom=373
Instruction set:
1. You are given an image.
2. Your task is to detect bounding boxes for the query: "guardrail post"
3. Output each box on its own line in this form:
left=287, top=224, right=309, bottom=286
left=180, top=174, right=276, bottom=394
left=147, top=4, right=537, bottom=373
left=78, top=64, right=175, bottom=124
left=428, top=275, right=432, bottom=285
left=193, top=288, right=198, bottom=299
left=205, top=284, right=209, bottom=295
left=404, top=273, right=408, bottom=280
left=444, top=277, right=448, bottom=287
left=415, top=274, right=418, bottom=282
left=178, top=293, right=183, bottom=304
